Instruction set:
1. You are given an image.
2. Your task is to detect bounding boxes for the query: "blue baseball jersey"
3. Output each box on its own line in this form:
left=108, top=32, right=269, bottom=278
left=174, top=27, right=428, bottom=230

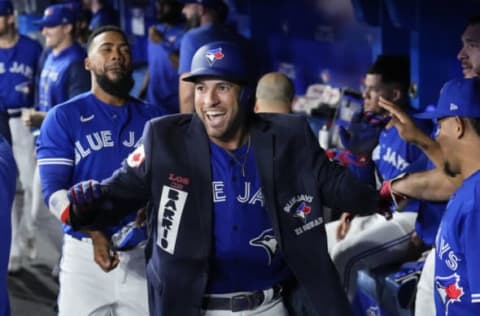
left=178, top=23, right=247, bottom=75
left=146, top=23, right=185, bottom=114
left=37, top=42, right=89, bottom=113
left=36, top=92, right=162, bottom=241
left=0, top=35, right=42, bottom=112
left=207, top=140, right=292, bottom=293
left=0, top=136, right=17, bottom=316
left=434, top=170, right=480, bottom=315
left=371, top=124, right=428, bottom=212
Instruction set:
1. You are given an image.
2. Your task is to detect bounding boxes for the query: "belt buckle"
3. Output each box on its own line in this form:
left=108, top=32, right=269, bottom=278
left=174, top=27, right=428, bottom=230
left=230, top=294, right=252, bottom=312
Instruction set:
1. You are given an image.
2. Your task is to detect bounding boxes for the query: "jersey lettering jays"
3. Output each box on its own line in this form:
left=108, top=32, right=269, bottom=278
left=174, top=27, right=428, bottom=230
left=206, top=141, right=292, bottom=293
left=434, top=170, right=480, bottom=315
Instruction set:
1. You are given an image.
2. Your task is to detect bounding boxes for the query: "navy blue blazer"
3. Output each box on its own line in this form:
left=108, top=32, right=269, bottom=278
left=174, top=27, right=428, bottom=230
left=98, top=113, right=380, bottom=316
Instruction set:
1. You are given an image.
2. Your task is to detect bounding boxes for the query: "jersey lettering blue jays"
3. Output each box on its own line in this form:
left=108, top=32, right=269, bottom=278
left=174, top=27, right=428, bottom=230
left=36, top=92, right=162, bottom=242
left=207, top=140, right=292, bottom=293
left=434, top=170, right=480, bottom=315
left=0, top=35, right=42, bottom=111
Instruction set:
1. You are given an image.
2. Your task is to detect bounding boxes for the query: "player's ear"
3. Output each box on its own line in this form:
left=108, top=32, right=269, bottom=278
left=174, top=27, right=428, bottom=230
left=455, top=116, right=466, bottom=138
left=84, top=57, right=91, bottom=71
left=391, top=88, right=401, bottom=103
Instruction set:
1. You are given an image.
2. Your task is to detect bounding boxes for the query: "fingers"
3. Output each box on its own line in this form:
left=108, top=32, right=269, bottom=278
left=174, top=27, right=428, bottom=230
left=70, top=180, right=101, bottom=204
left=94, top=247, right=119, bottom=272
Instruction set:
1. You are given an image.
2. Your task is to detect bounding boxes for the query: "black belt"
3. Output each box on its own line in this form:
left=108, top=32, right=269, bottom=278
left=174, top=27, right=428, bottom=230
left=202, top=285, right=283, bottom=312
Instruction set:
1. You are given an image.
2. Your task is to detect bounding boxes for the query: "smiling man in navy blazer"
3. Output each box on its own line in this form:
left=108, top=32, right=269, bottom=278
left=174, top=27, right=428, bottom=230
left=62, top=41, right=386, bottom=316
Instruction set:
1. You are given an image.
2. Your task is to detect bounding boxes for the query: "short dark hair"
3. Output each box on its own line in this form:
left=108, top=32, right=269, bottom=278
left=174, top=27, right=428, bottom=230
left=467, top=16, right=480, bottom=27
left=86, top=25, right=129, bottom=53
left=368, top=54, right=410, bottom=92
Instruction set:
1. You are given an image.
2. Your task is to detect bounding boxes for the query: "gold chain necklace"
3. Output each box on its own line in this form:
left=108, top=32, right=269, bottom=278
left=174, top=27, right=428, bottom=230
left=224, top=135, right=251, bottom=177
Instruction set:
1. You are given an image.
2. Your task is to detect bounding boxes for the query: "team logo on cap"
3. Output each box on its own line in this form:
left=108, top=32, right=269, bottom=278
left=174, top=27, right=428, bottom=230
left=44, top=7, right=54, bottom=16
left=435, top=273, right=464, bottom=313
left=450, top=103, right=459, bottom=111
left=205, top=47, right=224, bottom=66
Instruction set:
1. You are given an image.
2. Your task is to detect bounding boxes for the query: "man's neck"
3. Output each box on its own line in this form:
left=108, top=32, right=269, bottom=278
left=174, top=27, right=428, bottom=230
left=52, top=38, right=73, bottom=55
left=0, top=30, right=18, bottom=48
left=210, top=127, right=249, bottom=151
left=92, top=86, right=127, bottom=106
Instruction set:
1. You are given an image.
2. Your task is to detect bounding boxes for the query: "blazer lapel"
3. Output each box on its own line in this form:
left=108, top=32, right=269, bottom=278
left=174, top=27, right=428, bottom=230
left=185, top=115, right=212, bottom=253
left=251, top=118, right=282, bottom=248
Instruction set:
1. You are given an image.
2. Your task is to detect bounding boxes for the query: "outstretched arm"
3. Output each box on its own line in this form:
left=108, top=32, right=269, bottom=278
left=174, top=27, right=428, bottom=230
left=378, top=97, right=444, bottom=167
left=391, top=168, right=461, bottom=201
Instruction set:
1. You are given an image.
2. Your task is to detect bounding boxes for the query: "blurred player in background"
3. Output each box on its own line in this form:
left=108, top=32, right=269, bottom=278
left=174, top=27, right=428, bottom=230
left=0, top=0, right=43, bottom=272
left=254, top=72, right=294, bottom=114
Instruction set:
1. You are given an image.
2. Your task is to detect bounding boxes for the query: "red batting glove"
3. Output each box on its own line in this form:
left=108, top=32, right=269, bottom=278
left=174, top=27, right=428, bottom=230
left=379, top=179, right=409, bottom=219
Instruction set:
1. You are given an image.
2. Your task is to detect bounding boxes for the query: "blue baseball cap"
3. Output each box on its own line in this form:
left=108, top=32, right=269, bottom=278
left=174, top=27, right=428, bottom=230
left=182, top=41, right=250, bottom=84
left=35, top=4, right=76, bottom=28
left=177, top=0, right=225, bottom=7
left=415, top=77, right=480, bottom=119
left=0, top=1, right=13, bottom=16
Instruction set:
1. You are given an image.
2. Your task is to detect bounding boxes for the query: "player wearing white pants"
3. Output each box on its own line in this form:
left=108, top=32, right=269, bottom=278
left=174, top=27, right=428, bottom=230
left=58, top=235, right=148, bottom=316
left=326, top=211, right=417, bottom=301
left=8, top=114, right=36, bottom=270
left=31, top=165, right=63, bottom=269
left=202, top=296, right=288, bottom=316
left=414, top=248, right=435, bottom=316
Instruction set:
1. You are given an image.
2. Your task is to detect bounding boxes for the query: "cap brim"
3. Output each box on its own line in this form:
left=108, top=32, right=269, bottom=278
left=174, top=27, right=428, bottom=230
left=182, top=68, right=245, bottom=84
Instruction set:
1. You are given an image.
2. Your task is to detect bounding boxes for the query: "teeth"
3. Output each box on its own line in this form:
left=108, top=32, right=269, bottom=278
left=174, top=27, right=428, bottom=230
left=206, top=111, right=224, bottom=119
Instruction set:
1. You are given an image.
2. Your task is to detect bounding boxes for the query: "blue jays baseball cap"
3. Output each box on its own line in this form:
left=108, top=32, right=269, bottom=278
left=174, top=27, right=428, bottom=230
left=182, top=41, right=250, bottom=84
left=0, top=1, right=13, bottom=16
left=177, top=0, right=225, bottom=7
left=35, top=4, right=76, bottom=28
left=415, top=77, right=480, bottom=120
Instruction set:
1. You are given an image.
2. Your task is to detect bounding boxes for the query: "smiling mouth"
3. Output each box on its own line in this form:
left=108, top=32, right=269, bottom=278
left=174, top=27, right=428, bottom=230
left=205, top=111, right=226, bottom=126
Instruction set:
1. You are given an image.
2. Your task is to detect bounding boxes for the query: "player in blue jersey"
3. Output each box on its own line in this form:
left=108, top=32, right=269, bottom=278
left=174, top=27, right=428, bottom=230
left=0, top=0, right=43, bottom=273
left=19, top=3, right=91, bottom=274
left=407, top=77, right=480, bottom=316
left=178, top=0, right=249, bottom=113
left=0, top=135, right=16, bottom=316
left=139, top=0, right=185, bottom=114
left=60, top=41, right=393, bottom=316
left=37, top=25, right=162, bottom=316
left=377, top=16, right=480, bottom=315
left=325, top=55, right=432, bottom=301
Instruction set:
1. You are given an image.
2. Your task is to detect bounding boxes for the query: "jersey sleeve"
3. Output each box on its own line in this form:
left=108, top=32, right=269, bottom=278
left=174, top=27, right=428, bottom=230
left=36, top=107, right=75, bottom=205
left=462, top=190, right=480, bottom=303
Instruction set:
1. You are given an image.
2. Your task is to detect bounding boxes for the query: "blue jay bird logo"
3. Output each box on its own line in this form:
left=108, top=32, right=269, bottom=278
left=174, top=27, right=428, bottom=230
left=435, top=273, right=464, bottom=313
left=205, top=47, right=224, bottom=65
left=249, top=229, right=278, bottom=265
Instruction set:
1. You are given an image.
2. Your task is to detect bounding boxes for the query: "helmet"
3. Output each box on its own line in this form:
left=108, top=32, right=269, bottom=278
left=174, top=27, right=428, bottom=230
left=182, top=41, right=250, bottom=84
